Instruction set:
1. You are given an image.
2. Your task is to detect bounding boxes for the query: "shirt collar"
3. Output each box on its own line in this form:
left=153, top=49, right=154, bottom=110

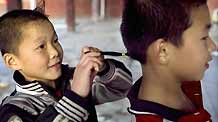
left=12, top=64, right=73, bottom=97
left=13, top=71, right=49, bottom=95
left=127, top=77, right=187, bottom=121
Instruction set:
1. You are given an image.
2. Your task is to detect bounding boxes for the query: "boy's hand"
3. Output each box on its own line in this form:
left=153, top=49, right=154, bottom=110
left=70, top=46, right=104, bottom=97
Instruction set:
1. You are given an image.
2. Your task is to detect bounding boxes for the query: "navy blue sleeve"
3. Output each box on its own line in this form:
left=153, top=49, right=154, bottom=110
left=0, top=104, right=36, bottom=122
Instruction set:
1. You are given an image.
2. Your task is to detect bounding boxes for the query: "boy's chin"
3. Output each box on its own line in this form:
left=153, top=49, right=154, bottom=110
left=51, top=72, right=62, bottom=80
left=46, top=71, right=62, bottom=81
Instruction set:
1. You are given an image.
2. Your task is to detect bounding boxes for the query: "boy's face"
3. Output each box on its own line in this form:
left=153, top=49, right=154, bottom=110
left=15, top=20, right=63, bottom=82
left=169, top=4, right=216, bottom=81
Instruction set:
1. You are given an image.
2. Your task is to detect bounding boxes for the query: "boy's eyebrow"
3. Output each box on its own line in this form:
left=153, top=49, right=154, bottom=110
left=33, top=36, right=45, bottom=44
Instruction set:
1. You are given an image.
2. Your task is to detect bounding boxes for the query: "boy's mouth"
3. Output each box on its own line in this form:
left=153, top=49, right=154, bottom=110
left=205, top=63, right=209, bottom=69
left=49, top=61, right=61, bottom=69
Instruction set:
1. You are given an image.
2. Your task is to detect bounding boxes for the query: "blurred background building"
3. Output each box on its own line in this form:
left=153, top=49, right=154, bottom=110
left=0, top=0, right=218, bottom=122
left=0, top=0, right=124, bottom=31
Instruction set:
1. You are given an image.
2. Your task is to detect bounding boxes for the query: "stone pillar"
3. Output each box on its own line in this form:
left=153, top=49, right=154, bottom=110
left=92, top=0, right=100, bottom=21
left=66, top=0, right=75, bottom=32
left=99, top=0, right=105, bottom=19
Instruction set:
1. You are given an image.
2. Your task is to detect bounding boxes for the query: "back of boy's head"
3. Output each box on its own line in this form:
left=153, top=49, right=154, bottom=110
left=0, top=9, right=49, bottom=56
left=121, top=0, right=207, bottom=64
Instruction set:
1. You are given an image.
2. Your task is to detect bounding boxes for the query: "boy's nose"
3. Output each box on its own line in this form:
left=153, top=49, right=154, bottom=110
left=215, top=43, right=218, bottom=52
left=208, top=37, right=217, bottom=53
left=49, top=45, right=59, bottom=59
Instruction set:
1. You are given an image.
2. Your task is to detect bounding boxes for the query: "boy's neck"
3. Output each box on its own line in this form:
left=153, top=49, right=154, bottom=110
left=138, top=64, right=196, bottom=112
left=15, top=70, right=57, bottom=89
left=46, top=81, right=56, bottom=89
left=20, top=72, right=56, bottom=89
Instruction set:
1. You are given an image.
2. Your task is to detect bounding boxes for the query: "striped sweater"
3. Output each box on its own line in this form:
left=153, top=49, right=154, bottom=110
left=0, top=59, right=132, bottom=122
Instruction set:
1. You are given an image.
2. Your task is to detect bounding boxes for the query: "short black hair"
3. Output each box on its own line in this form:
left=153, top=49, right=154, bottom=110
left=121, top=0, right=207, bottom=64
left=0, top=9, right=49, bottom=56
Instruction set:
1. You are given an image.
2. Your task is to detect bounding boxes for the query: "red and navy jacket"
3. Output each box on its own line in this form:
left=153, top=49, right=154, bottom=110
left=127, top=77, right=212, bottom=122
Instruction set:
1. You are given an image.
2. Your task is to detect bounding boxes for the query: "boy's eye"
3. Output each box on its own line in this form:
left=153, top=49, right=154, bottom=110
left=39, top=44, right=45, bottom=48
left=37, top=44, right=45, bottom=50
left=54, top=39, right=58, bottom=43
left=201, top=36, right=209, bottom=40
left=54, top=38, right=59, bottom=43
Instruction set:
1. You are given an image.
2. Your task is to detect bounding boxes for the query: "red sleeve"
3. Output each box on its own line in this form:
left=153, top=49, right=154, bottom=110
left=136, top=114, right=163, bottom=122
left=178, top=108, right=212, bottom=122
left=181, top=81, right=203, bottom=108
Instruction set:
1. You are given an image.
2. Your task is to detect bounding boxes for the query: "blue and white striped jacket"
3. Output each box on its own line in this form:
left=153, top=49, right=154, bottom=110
left=0, top=59, right=132, bottom=122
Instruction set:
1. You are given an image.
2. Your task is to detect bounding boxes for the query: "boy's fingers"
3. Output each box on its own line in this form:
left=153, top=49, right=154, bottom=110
left=81, top=46, right=90, bottom=54
left=79, top=46, right=104, bottom=72
left=90, top=47, right=101, bottom=52
left=80, top=52, right=101, bottom=62
left=93, top=63, right=100, bottom=72
left=81, top=46, right=101, bottom=54
left=81, top=57, right=103, bottom=68
left=79, top=57, right=103, bottom=72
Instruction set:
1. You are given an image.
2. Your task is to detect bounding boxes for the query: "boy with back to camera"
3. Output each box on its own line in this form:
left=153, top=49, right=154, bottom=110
left=0, top=7, right=132, bottom=122
left=121, top=0, right=216, bottom=121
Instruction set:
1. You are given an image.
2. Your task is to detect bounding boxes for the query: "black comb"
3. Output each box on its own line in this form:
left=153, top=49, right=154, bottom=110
left=101, top=51, right=129, bottom=56
left=84, top=51, right=128, bottom=56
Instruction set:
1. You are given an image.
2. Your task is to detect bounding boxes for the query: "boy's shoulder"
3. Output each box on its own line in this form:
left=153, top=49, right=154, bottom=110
left=133, top=108, right=212, bottom=122
left=0, top=100, right=36, bottom=121
left=128, top=79, right=211, bottom=122
left=1, top=91, right=56, bottom=116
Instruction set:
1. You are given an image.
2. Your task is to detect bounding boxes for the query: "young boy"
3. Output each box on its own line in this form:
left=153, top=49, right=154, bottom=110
left=0, top=9, right=132, bottom=122
left=120, top=0, right=216, bottom=121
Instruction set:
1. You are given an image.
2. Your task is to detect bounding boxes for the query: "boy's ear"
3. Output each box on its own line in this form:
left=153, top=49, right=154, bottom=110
left=3, top=53, right=21, bottom=70
left=154, top=38, right=170, bottom=65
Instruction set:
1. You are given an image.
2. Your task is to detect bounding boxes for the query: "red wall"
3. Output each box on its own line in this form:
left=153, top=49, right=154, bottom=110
left=106, top=0, right=123, bottom=18
left=208, top=0, right=218, bottom=14
left=0, top=0, right=124, bottom=18
left=44, top=0, right=93, bottom=18
left=75, top=0, right=92, bottom=17
left=41, top=0, right=123, bottom=18
left=45, top=0, right=66, bottom=18
left=1, top=0, right=218, bottom=18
